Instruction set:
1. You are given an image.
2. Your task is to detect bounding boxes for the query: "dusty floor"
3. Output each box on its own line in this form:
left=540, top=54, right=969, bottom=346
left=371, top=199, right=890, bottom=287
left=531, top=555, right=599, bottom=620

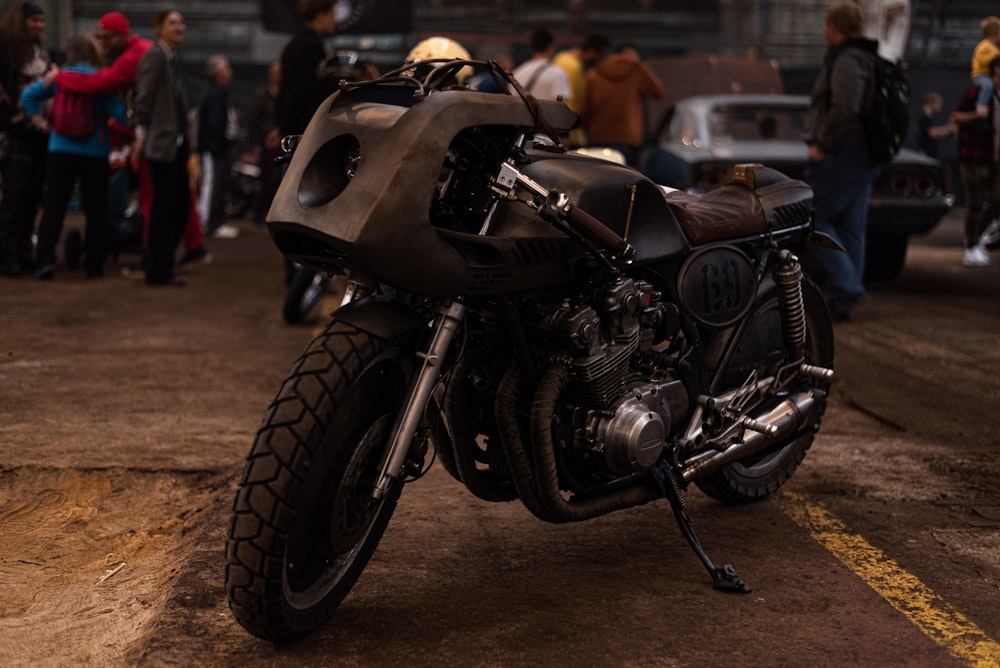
left=1, top=210, right=998, bottom=667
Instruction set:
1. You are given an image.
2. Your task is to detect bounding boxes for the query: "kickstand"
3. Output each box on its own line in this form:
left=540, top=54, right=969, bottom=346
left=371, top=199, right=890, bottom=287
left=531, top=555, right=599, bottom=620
left=651, top=463, right=752, bottom=593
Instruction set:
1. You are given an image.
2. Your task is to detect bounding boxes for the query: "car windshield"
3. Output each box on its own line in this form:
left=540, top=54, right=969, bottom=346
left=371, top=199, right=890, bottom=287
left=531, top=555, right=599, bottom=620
left=704, top=104, right=806, bottom=143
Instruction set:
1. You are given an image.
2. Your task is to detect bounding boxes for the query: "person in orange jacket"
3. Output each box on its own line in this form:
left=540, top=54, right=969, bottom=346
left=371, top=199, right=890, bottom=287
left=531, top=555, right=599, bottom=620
left=580, top=43, right=665, bottom=167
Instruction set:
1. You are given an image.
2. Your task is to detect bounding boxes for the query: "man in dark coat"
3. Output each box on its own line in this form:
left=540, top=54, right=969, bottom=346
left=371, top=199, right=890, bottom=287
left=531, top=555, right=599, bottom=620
left=275, top=0, right=337, bottom=137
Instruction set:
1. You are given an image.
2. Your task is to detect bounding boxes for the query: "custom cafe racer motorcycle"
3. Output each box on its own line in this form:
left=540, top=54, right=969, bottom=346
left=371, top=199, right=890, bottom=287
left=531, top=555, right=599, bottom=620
left=224, top=58, right=836, bottom=642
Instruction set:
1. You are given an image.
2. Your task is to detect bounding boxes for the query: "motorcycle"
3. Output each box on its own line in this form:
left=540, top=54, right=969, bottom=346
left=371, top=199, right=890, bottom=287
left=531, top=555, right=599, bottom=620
left=224, top=58, right=836, bottom=642
left=224, top=157, right=260, bottom=220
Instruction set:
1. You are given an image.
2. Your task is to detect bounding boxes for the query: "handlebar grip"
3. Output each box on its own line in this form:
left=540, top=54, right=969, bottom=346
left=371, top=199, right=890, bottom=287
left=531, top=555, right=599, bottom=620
left=564, top=204, right=636, bottom=264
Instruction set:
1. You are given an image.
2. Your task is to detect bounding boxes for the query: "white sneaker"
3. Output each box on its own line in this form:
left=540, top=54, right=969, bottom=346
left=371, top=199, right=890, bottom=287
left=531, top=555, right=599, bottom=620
left=962, top=244, right=990, bottom=267
left=981, top=218, right=1000, bottom=247
left=211, top=223, right=240, bottom=239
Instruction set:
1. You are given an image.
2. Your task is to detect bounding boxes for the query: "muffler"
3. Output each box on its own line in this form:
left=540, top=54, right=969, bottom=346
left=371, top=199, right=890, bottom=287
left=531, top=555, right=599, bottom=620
left=680, top=390, right=823, bottom=484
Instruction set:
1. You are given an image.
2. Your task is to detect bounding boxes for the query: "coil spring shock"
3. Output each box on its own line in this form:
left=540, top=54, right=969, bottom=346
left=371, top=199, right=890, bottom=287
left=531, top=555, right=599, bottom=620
left=773, top=249, right=807, bottom=360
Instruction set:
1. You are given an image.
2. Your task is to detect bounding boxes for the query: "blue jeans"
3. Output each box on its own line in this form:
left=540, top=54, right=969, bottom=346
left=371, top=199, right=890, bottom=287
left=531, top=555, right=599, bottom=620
left=974, top=74, right=994, bottom=108
left=804, top=142, right=879, bottom=305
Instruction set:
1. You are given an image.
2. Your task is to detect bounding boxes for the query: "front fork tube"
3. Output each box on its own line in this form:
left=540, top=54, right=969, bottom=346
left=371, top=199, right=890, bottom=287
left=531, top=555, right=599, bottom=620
left=372, top=299, right=466, bottom=501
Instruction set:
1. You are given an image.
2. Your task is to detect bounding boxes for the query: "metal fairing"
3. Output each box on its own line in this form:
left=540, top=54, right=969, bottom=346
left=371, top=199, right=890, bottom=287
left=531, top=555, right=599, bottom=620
left=266, top=86, right=688, bottom=297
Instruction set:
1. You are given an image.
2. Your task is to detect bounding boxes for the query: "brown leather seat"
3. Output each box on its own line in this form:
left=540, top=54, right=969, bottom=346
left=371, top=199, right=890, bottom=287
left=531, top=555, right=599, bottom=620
left=664, top=185, right=768, bottom=245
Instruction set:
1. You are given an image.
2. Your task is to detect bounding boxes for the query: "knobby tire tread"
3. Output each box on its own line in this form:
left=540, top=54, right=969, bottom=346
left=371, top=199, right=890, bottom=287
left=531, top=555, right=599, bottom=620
left=224, top=321, right=388, bottom=642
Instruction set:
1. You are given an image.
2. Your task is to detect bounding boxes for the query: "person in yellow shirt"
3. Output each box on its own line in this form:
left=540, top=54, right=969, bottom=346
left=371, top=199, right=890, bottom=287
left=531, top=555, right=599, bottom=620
left=971, top=16, right=1000, bottom=116
left=552, top=34, right=609, bottom=147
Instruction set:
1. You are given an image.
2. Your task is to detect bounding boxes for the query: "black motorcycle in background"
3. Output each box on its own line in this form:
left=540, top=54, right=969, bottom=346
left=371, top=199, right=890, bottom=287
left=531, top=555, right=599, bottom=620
left=282, top=262, right=331, bottom=323
left=225, top=57, right=836, bottom=642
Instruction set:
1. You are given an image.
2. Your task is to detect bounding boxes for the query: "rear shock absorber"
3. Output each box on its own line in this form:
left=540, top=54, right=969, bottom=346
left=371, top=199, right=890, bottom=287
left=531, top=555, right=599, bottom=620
left=773, top=249, right=806, bottom=361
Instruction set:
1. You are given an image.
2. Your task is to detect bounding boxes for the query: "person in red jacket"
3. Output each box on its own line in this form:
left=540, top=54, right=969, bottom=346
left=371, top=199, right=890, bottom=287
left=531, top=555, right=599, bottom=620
left=580, top=43, right=665, bottom=168
left=48, top=12, right=150, bottom=98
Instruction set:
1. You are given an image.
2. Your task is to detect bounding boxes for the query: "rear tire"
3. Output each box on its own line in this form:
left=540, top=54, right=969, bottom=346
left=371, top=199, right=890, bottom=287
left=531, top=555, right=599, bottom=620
left=696, top=276, right=834, bottom=504
left=225, top=320, right=416, bottom=642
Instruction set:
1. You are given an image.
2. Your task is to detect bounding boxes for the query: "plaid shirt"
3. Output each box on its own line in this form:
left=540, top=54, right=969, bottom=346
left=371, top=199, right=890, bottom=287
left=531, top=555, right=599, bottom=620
left=955, top=83, right=996, bottom=164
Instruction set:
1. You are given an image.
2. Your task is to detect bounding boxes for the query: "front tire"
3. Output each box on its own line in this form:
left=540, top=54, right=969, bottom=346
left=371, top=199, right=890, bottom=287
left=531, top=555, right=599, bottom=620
left=696, top=276, right=834, bottom=503
left=225, top=321, right=416, bottom=642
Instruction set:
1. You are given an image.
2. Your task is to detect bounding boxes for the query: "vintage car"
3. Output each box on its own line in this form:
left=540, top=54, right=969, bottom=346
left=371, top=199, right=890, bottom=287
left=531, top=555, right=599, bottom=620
left=639, top=93, right=955, bottom=281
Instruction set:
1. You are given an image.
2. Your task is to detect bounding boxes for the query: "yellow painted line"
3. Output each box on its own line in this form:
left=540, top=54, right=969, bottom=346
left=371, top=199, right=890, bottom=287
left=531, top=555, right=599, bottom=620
left=776, top=491, right=1000, bottom=668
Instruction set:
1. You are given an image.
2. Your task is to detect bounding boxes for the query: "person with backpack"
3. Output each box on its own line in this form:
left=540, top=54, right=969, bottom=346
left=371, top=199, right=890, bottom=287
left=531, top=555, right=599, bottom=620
left=802, top=1, right=881, bottom=323
left=20, top=33, right=127, bottom=279
left=511, top=27, right=571, bottom=102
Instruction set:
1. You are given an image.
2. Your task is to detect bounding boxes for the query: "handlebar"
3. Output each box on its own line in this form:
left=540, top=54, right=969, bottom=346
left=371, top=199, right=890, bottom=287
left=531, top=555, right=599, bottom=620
left=564, top=203, right=636, bottom=265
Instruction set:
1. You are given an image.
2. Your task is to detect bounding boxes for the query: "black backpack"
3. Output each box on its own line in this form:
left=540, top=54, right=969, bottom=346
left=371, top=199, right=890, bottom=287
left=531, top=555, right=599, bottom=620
left=863, top=53, right=910, bottom=164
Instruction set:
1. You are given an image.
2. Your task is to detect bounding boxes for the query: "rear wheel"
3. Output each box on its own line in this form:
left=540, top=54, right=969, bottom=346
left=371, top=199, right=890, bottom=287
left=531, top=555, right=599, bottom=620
left=696, top=276, right=834, bottom=503
left=225, top=321, right=416, bottom=642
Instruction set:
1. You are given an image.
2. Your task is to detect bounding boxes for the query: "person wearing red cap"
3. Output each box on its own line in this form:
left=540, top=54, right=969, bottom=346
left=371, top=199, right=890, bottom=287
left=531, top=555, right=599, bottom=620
left=50, top=12, right=152, bottom=97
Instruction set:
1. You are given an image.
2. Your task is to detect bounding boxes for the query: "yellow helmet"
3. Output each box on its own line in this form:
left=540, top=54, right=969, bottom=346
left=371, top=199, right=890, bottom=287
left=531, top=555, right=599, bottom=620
left=405, top=36, right=472, bottom=85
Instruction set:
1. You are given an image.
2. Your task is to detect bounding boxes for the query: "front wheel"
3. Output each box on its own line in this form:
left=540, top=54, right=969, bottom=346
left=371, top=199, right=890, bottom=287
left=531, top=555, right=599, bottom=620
left=696, top=275, right=834, bottom=504
left=225, top=321, right=417, bottom=642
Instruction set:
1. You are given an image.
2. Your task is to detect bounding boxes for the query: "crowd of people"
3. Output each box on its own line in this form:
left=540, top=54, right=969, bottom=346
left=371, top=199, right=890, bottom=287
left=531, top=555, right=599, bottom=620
left=0, top=3, right=269, bottom=286
left=0, top=0, right=666, bottom=290
left=0, top=0, right=994, bottom=313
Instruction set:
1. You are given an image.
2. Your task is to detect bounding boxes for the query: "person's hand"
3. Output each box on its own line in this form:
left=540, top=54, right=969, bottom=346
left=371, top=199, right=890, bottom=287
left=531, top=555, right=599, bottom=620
left=44, top=65, right=59, bottom=88
left=807, top=144, right=825, bottom=162
left=29, top=113, right=48, bottom=132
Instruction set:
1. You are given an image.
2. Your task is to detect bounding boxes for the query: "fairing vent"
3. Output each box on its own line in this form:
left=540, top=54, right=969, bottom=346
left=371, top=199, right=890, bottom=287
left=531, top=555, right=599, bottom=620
left=297, top=134, right=360, bottom=209
left=510, top=237, right=580, bottom=265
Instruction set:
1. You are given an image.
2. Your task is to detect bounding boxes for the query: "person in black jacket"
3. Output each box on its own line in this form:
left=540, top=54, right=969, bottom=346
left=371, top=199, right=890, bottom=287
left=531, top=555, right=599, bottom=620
left=802, top=1, right=880, bottom=322
left=275, top=0, right=337, bottom=138
left=196, top=54, right=239, bottom=239
left=0, top=1, right=50, bottom=277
